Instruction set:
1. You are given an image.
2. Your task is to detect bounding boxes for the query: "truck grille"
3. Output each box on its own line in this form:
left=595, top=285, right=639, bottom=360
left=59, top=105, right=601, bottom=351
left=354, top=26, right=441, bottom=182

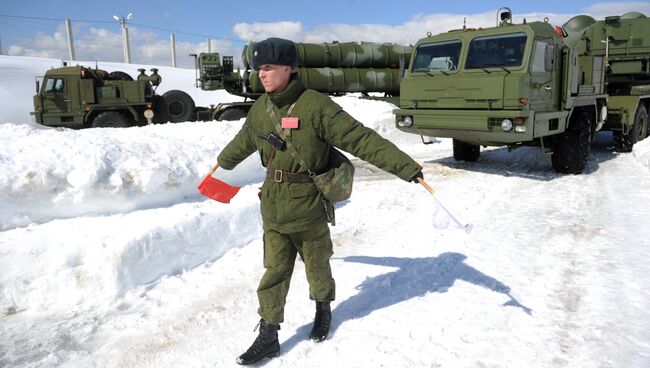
left=488, top=117, right=505, bottom=131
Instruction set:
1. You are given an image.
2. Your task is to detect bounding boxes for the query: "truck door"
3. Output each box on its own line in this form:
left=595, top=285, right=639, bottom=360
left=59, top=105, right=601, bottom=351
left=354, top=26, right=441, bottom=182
left=529, top=39, right=560, bottom=111
left=41, top=76, right=71, bottom=116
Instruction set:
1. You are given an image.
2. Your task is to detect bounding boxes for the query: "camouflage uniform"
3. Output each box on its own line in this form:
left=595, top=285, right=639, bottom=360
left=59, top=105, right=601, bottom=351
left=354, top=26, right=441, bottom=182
left=218, top=75, right=421, bottom=324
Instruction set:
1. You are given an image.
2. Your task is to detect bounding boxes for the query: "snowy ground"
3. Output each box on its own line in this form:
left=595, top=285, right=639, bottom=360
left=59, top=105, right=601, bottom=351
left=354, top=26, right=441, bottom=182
left=1, top=55, right=650, bottom=368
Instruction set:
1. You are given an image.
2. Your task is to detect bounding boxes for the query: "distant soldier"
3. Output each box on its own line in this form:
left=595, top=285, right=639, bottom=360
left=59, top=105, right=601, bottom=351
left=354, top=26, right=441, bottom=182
left=217, top=37, right=423, bottom=365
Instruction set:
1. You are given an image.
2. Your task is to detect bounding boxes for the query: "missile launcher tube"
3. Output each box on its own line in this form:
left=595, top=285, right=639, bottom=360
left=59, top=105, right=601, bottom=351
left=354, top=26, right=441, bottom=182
left=246, top=67, right=402, bottom=95
left=243, top=42, right=412, bottom=69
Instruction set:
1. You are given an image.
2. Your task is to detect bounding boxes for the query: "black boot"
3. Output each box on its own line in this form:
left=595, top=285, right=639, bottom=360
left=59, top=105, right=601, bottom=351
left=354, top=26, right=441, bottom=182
left=309, top=301, right=331, bottom=342
left=236, top=319, right=280, bottom=365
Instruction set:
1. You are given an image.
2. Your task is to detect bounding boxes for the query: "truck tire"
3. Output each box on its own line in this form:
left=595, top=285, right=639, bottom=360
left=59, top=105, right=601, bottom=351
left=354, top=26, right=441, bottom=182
left=107, top=71, right=133, bottom=81
left=551, top=111, right=592, bottom=174
left=647, top=103, right=650, bottom=138
left=162, top=90, right=195, bottom=123
left=452, top=139, right=480, bottom=162
left=216, top=108, right=247, bottom=121
left=614, top=104, right=647, bottom=152
left=91, top=111, right=132, bottom=128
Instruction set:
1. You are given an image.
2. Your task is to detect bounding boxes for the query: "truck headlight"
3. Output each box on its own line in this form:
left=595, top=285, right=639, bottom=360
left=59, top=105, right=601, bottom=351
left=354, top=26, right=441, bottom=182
left=397, top=116, right=413, bottom=128
left=501, top=119, right=513, bottom=131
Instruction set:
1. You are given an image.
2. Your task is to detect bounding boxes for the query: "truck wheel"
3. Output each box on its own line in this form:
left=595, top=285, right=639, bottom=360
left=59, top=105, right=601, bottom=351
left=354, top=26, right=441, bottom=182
left=647, top=103, right=650, bottom=138
left=162, top=90, right=195, bottom=123
left=217, top=108, right=247, bottom=121
left=452, top=139, right=480, bottom=162
left=551, top=111, right=591, bottom=174
left=614, top=104, right=647, bottom=152
left=91, top=111, right=132, bottom=128
left=107, top=71, right=133, bottom=81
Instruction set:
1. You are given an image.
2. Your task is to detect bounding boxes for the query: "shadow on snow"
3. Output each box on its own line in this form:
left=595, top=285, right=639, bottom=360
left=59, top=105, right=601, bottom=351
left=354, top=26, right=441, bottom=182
left=281, top=252, right=531, bottom=353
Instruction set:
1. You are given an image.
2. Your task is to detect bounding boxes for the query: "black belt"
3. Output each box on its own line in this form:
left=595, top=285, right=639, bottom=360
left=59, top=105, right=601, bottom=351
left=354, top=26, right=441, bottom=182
left=266, top=169, right=313, bottom=183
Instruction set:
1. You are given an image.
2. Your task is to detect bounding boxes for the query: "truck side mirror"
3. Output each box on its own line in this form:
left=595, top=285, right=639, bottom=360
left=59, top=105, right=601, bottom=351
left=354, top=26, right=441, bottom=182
left=35, top=79, right=40, bottom=94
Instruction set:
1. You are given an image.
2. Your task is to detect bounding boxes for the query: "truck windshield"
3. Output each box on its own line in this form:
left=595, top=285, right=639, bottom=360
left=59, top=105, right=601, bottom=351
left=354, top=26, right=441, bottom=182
left=44, top=78, right=66, bottom=93
left=466, top=32, right=527, bottom=69
left=411, top=40, right=462, bottom=73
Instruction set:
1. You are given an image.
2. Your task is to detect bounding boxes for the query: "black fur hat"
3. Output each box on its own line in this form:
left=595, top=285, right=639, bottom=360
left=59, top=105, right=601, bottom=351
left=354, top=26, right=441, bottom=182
left=251, top=37, right=298, bottom=70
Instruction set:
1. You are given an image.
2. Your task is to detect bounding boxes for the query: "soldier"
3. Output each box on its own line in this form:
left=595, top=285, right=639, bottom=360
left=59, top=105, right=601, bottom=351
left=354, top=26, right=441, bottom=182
left=217, top=37, right=423, bottom=365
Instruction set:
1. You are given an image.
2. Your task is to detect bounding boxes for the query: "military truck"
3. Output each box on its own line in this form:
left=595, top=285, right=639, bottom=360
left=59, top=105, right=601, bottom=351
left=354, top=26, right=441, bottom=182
left=394, top=8, right=650, bottom=173
left=192, top=41, right=412, bottom=121
left=32, top=65, right=196, bottom=128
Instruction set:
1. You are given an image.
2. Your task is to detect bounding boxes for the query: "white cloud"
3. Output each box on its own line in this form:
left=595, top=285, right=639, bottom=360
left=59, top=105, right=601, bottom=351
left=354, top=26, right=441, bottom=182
left=229, top=11, right=551, bottom=46
left=585, top=1, right=650, bottom=18
left=240, top=10, right=578, bottom=46
left=232, top=21, right=304, bottom=41
left=6, top=24, right=72, bottom=59
left=229, top=3, right=648, bottom=46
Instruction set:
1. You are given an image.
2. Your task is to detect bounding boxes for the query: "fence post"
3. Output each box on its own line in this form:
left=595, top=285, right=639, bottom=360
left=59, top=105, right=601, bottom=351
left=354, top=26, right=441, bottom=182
left=65, top=19, right=76, bottom=61
left=170, top=33, right=177, bottom=67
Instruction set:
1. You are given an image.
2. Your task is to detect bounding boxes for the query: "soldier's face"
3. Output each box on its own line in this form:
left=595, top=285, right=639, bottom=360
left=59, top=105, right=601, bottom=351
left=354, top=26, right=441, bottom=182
left=258, top=64, right=292, bottom=93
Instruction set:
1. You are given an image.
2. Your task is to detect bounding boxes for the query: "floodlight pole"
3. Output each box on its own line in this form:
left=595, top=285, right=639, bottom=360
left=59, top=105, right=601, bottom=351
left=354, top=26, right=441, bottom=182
left=114, top=14, right=132, bottom=63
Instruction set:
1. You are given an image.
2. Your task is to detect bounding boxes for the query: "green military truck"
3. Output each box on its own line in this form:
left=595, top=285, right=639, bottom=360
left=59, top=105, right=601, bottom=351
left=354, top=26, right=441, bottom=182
left=192, top=41, right=412, bottom=121
left=394, top=8, right=650, bottom=173
left=32, top=65, right=196, bottom=128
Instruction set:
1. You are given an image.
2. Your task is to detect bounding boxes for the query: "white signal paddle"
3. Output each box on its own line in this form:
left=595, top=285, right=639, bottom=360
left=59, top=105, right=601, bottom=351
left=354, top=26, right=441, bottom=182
left=417, top=177, right=473, bottom=234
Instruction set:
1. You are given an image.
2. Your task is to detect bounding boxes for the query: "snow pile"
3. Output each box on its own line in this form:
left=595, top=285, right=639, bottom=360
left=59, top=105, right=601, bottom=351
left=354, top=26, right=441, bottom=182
left=0, top=121, right=265, bottom=230
left=0, top=190, right=262, bottom=313
left=0, top=119, right=271, bottom=314
left=634, top=136, right=650, bottom=172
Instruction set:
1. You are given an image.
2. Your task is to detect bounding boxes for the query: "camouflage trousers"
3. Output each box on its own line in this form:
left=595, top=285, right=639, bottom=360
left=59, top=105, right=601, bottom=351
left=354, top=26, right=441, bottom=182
left=257, top=221, right=336, bottom=325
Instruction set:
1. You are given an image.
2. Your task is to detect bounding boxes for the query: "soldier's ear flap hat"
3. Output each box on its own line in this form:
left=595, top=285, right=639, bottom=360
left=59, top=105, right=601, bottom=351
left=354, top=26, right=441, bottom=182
left=251, top=37, right=298, bottom=71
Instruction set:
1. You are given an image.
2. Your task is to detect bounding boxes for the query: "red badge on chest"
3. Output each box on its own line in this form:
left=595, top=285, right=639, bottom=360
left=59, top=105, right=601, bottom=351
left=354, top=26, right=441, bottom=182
left=281, top=117, right=299, bottom=129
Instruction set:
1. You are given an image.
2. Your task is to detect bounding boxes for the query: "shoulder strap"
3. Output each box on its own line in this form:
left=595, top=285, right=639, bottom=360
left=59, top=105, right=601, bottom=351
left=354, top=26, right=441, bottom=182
left=267, top=101, right=316, bottom=179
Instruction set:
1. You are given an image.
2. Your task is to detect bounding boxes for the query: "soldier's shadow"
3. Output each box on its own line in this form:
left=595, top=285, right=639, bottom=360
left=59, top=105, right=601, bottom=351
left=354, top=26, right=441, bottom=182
left=281, top=252, right=532, bottom=353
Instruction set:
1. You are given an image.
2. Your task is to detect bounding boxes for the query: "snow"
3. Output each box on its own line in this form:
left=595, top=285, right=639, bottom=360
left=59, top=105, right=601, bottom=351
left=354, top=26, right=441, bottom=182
left=1, top=54, right=650, bottom=368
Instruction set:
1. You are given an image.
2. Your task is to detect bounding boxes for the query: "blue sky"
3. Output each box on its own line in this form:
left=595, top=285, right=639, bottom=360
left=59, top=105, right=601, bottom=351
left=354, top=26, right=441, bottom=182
left=1, top=0, right=649, bottom=67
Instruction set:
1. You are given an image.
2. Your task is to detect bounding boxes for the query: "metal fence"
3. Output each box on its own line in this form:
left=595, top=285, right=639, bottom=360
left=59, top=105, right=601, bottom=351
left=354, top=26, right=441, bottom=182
left=0, top=14, right=245, bottom=68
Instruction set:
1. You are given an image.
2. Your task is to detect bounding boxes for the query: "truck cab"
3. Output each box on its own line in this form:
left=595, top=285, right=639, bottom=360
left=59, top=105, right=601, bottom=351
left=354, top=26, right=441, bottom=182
left=395, top=17, right=563, bottom=147
left=33, top=66, right=91, bottom=127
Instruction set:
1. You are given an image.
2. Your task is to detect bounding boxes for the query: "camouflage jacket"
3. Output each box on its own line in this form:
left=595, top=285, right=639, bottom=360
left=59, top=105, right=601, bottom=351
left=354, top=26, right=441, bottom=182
left=218, top=76, right=421, bottom=233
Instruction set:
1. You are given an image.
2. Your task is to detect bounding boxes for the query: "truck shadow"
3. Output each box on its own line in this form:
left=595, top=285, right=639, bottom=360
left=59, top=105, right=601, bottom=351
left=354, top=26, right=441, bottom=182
left=280, top=252, right=531, bottom=353
left=430, top=132, right=621, bottom=181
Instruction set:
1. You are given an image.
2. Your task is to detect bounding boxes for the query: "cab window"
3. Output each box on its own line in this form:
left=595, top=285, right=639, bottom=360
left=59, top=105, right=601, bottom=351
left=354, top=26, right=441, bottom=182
left=45, top=78, right=66, bottom=93
left=411, top=40, right=462, bottom=73
left=466, top=32, right=527, bottom=69
left=532, top=41, right=554, bottom=73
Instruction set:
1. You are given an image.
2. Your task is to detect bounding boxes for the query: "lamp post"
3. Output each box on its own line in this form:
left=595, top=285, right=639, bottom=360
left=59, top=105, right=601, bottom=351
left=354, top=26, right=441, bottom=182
left=113, top=13, right=133, bottom=63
